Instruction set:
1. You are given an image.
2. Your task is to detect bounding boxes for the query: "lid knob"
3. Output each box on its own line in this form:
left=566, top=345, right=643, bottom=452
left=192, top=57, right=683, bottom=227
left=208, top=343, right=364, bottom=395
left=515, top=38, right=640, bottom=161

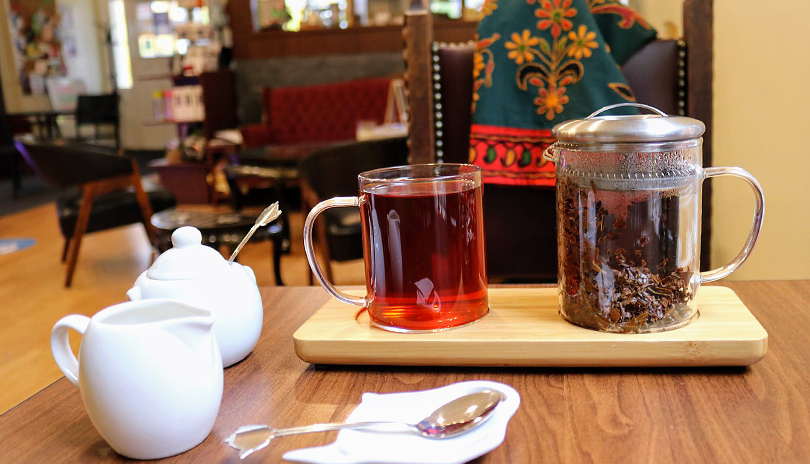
left=144, top=226, right=231, bottom=281
left=172, top=226, right=203, bottom=248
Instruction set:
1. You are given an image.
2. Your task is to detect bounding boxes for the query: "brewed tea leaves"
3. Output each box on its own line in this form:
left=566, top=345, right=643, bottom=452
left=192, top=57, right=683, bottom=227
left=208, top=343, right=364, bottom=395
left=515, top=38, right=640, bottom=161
left=558, top=178, right=692, bottom=333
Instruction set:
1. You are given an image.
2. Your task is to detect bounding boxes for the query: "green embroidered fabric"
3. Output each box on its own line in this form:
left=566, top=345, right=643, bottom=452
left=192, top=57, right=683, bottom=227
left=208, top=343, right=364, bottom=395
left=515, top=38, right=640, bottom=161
left=470, top=0, right=656, bottom=186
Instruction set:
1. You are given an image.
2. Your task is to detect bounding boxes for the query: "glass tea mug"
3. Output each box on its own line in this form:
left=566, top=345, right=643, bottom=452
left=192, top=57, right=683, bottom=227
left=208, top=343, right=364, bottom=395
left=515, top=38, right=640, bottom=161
left=303, top=164, right=489, bottom=333
left=545, top=103, right=765, bottom=334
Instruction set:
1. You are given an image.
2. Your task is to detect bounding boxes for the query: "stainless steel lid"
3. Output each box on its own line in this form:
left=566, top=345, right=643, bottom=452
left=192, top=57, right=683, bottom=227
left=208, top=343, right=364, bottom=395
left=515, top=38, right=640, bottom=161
left=551, top=103, right=705, bottom=143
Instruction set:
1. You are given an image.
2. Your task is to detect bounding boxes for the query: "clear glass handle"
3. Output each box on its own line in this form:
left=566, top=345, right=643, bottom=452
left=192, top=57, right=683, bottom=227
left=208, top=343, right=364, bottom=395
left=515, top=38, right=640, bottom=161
left=700, top=166, right=765, bottom=283
left=303, top=197, right=368, bottom=307
left=542, top=143, right=558, bottom=163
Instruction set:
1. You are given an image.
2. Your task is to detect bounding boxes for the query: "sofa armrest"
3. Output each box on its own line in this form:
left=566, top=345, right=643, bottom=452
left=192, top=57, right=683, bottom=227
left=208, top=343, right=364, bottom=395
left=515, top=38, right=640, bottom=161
left=239, top=123, right=275, bottom=149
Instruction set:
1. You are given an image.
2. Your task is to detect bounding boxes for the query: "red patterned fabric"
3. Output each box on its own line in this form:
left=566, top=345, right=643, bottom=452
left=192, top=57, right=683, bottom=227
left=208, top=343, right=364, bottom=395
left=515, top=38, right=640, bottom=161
left=240, top=77, right=392, bottom=148
left=469, top=124, right=556, bottom=185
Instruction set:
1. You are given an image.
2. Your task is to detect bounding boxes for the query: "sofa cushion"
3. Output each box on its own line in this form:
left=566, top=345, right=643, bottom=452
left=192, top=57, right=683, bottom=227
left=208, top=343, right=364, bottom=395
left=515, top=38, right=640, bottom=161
left=261, top=77, right=392, bottom=145
left=240, top=122, right=276, bottom=148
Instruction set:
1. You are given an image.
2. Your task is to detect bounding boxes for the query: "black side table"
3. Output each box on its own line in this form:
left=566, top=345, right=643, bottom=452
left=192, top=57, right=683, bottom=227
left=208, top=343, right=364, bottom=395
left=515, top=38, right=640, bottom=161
left=151, top=208, right=285, bottom=286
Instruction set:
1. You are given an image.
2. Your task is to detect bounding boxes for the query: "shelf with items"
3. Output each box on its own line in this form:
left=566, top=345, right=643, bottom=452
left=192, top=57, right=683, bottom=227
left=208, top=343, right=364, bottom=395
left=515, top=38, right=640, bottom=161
left=253, top=0, right=485, bottom=32
left=136, top=73, right=175, bottom=81
left=144, top=70, right=234, bottom=137
left=147, top=74, right=205, bottom=127
left=135, top=0, right=220, bottom=59
left=143, top=119, right=203, bottom=126
left=147, top=87, right=204, bottom=127
left=135, top=73, right=202, bottom=82
left=148, top=69, right=239, bottom=205
left=226, top=1, right=477, bottom=59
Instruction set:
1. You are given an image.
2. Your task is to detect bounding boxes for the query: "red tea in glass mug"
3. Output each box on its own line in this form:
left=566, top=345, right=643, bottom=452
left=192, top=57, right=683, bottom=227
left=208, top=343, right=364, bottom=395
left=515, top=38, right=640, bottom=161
left=304, top=164, right=489, bottom=333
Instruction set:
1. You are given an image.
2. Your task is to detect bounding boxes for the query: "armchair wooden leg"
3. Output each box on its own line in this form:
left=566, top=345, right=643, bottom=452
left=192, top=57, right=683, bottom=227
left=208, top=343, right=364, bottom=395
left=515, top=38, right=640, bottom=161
left=64, top=184, right=97, bottom=287
left=323, top=250, right=334, bottom=283
left=61, top=239, right=70, bottom=263
left=272, top=235, right=284, bottom=286
left=130, top=165, right=157, bottom=247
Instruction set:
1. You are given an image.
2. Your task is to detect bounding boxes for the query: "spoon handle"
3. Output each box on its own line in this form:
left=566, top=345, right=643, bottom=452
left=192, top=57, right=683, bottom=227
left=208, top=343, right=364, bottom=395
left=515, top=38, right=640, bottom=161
left=228, top=202, right=281, bottom=263
left=226, top=421, right=416, bottom=458
left=267, top=420, right=415, bottom=437
left=228, top=223, right=260, bottom=264
left=232, top=420, right=414, bottom=439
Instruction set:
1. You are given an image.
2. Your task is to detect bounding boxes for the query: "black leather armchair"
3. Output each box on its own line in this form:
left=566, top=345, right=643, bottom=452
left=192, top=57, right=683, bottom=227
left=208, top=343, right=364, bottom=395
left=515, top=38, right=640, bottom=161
left=16, top=137, right=175, bottom=287
left=298, top=137, right=409, bottom=283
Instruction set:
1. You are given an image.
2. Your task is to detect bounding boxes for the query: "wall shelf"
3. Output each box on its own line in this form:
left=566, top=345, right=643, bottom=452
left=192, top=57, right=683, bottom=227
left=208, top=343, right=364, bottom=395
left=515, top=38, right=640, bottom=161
left=143, top=119, right=203, bottom=126
left=226, top=0, right=477, bottom=59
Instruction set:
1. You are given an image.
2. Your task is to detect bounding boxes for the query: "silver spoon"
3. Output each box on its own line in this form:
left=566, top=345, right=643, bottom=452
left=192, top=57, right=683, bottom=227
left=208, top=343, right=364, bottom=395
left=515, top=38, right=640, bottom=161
left=225, top=389, right=504, bottom=459
left=228, top=202, right=281, bottom=263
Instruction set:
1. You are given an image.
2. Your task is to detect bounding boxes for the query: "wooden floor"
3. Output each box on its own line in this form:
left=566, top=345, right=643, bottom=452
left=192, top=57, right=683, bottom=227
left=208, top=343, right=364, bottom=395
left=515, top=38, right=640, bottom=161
left=0, top=203, right=365, bottom=414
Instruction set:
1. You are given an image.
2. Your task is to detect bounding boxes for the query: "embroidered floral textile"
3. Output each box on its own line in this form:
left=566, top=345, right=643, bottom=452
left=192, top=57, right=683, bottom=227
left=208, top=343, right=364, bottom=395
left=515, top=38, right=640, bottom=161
left=471, top=0, right=656, bottom=186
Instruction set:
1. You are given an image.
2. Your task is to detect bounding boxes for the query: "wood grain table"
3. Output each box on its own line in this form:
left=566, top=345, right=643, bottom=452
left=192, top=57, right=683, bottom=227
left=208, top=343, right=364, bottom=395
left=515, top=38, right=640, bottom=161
left=1, top=281, right=809, bottom=463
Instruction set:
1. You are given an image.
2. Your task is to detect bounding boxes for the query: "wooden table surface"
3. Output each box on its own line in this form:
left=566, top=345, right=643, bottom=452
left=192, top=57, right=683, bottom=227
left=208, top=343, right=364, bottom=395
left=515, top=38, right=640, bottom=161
left=1, top=281, right=809, bottom=463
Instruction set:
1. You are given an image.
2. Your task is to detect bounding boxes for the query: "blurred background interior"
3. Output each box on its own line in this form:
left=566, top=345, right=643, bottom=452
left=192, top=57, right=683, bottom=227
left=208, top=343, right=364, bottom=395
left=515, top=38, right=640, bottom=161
left=0, top=0, right=809, bottom=414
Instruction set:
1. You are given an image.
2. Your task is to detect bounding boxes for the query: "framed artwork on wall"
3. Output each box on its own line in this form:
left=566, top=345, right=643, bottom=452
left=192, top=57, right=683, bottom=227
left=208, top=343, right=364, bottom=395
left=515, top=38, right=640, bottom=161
left=7, top=0, right=66, bottom=95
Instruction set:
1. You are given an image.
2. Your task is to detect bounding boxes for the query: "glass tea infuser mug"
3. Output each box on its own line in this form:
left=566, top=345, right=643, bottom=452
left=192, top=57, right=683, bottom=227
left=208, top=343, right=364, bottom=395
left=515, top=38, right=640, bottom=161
left=544, top=103, right=764, bottom=334
left=303, top=164, right=489, bottom=333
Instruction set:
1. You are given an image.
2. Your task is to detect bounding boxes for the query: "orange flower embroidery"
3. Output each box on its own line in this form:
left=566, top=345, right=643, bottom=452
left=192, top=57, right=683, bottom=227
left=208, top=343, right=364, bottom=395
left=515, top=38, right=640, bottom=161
left=535, top=0, right=577, bottom=39
left=473, top=52, right=485, bottom=79
left=567, top=25, right=598, bottom=59
left=534, top=84, right=569, bottom=120
left=481, top=0, right=498, bottom=17
left=472, top=33, right=500, bottom=111
left=505, top=30, right=540, bottom=65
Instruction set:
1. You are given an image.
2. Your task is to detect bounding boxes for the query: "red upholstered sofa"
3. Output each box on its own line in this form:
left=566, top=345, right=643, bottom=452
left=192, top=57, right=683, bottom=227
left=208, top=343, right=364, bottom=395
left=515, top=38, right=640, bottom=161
left=239, top=77, right=393, bottom=148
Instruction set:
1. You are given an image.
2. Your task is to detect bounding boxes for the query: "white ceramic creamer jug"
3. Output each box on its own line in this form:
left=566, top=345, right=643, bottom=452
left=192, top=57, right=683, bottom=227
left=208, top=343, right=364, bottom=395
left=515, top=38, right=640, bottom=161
left=50, top=299, right=223, bottom=460
left=127, top=226, right=263, bottom=367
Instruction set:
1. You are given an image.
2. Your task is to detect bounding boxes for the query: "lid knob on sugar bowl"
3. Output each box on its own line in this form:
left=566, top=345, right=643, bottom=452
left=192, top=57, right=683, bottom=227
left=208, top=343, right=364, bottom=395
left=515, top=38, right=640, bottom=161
left=147, top=227, right=232, bottom=280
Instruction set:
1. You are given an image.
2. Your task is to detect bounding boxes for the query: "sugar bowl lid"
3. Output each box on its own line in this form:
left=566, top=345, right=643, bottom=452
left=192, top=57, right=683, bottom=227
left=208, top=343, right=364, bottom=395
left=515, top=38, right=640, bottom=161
left=146, top=226, right=231, bottom=280
left=551, top=103, right=705, bottom=143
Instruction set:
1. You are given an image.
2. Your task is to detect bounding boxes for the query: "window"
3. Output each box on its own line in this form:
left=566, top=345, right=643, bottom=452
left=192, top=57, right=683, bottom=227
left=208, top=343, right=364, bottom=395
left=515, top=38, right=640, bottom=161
left=135, top=1, right=212, bottom=58
left=108, top=0, right=133, bottom=89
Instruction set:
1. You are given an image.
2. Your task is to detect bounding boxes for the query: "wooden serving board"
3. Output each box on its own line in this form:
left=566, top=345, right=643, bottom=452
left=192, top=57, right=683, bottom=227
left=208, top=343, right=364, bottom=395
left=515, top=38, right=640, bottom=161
left=293, top=286, right=768, bottom=367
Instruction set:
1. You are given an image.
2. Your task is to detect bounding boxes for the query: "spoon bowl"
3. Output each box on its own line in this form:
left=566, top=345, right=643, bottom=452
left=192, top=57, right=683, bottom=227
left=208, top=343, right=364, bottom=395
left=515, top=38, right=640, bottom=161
left=226, top=389, right=504, bottom=459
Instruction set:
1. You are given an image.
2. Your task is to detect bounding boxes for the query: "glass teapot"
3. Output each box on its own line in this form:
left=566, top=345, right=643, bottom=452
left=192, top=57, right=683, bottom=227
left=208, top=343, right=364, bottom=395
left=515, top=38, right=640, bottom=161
left=544, top=103, right=765, bottom=334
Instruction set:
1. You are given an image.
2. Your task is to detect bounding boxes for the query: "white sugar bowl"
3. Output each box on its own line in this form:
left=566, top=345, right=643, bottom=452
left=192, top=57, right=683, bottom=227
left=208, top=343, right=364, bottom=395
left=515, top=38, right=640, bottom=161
left=127, top=226, right=263, bottom=367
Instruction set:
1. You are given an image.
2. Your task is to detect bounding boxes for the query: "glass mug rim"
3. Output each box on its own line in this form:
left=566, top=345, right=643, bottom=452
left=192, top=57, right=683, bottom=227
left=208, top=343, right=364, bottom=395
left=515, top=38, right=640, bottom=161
left=552, top=138, right=702, bottom=154
left=303, top=162, right=488, bottom=333
left=358, top=163, right=482, bottom=189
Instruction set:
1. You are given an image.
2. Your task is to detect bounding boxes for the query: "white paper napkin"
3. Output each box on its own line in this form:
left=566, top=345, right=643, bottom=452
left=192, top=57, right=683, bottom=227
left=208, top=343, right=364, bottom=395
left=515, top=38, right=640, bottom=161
left=283, top=380, right=520, bottom=464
